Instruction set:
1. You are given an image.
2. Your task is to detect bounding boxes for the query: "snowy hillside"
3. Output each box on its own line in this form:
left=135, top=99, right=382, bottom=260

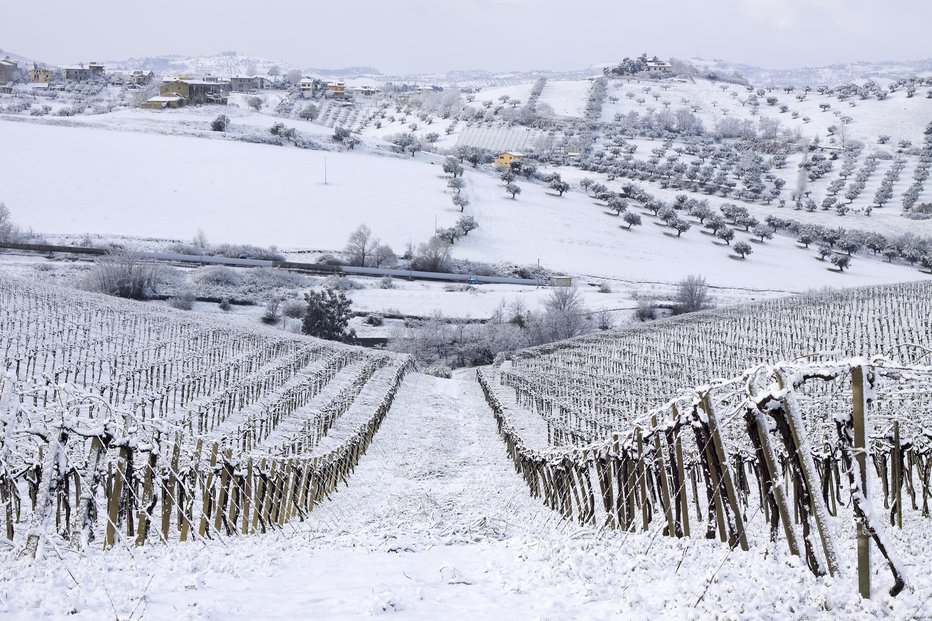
left=1, top=118, right=927, bottom=292
left=689, top=56, right=932, bottom=87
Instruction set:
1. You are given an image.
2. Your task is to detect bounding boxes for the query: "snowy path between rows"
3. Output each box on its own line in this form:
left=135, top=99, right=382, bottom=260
left=1, top=372, right=929, bottom=619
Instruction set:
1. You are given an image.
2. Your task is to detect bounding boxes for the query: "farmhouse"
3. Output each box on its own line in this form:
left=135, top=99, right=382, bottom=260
left=563, top=143, right=584, bottom=157
left=130, top=70, right=155, bottom=86
left=348, top=84, right=379, bottom=97
left=157, top=79, right=227, bottom=105
left=62, top=62, right=104, bottom=82
left=494, top=151, right=525, bottom=168
left=644, top=60, right=672, bottom=74
left=230, top=76, right=268, bottom=92
left=0, top=57, right=18, bottom=85
left=139, top=95, right=185, bottom=110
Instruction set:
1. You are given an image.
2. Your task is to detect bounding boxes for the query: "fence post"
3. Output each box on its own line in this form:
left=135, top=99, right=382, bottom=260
left=852, top=365, right=871, bottom=599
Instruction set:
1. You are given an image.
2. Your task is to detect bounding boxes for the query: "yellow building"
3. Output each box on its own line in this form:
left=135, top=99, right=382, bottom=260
left=29, top=65, right=54, bottom=83
left=494, top=151, right=525, bottom=168
left=326, top=81, right=346, bottom=99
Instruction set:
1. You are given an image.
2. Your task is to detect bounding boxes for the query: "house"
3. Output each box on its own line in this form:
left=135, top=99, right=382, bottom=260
left=230, top=76, right=267, bottom=92
left=348, top=84, right=379, bottom=97
left=0, top=57, right=18, bottom=84
left=298, top=78, right=316, bottom=92
left=549, top=276, right=573, bottom=287
left=140, top=95, right=186, bottom=110
left=326, top=81, right=346, bottom=99
left=130, top=70, right=154, bottom=86
left=62, top=65, right=92, bottom=81
left=494, top=151, right=525, bottom=168
left=563, top=143, right=584, bottom=157
left=28, top=65, right=54, bottom=83
left=644, top=60, right=672, bottom=74
left=158, top=79, right=227, bottom=105
left=0, top=85, right=11, bottom=95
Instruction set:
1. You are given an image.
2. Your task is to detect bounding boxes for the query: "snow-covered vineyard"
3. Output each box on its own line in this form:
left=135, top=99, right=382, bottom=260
left=481, top=280, right=932, bottom=600
left=2, top=274, right=932, bottom=617
left=0, top=275, right=412, bottom=552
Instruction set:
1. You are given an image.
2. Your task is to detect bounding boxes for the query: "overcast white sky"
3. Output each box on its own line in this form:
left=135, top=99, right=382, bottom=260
left=3, top=0, right=930, bottom=74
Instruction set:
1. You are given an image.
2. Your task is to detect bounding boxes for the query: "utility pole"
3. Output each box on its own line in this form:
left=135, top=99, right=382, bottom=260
left=324, top=156, right=328, bottom=184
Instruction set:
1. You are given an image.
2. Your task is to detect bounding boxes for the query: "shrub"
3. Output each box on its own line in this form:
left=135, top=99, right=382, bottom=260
left=168, top=291, right=195, bottom=311
left=84, top=252, right=163, bottom=300
left=261, top=299, right=281, bottom=325
left=211, top=115, right=229, bottom=132
left=302, top=288, right=355, bottom=342
left=218, top=298, right=232, bottom=312
left=281, top=299, right=307, bottom=319
left=635, top=299, right=658, bottom=321
left=423, top=362, right=453, bottom=379
left=672, top=274, right=713, bottom=315
left=323, top=275, right=364, bottom=290
left=379, top=276, right=395, bottom=289
left=365, top=313, right=385, bottom=326
left=192, top=266, right=242, bottom=286
left=598, top=282, right=612, bottom=293
left=245, top=268, right=304, bottom=289
left=411, top=237, right=453, bottom=272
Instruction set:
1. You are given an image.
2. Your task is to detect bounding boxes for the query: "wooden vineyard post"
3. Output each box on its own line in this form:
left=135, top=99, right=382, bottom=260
left=213, top=449, right=232, bottom=535
left=161, top=438, right=181, bottom=542
left=749, top=407, right=801, bottom=558
left=180, top=439, right=202, bottom=542
left=197, top=442, right=219, bottom=539
left=279, top=459, right=295, bottom=527
left=104, top=446, right=129, bottom=549
left=852, top=365, right=871, bottom=599
left=611, top=433, right=626, bottom=530
left=892, top=420, right=902, bottom=529
left=242, top=458, right=253, bottom=535
left=134, top=446, right=157, bottom=546
left=636, top=428, right=649, bottom=531
left=775, top=372, right=840, bottom=577
left=672, top=405, right=690, bottom=537
left=651, top=415, right=677, bottom=537
left=701, top=394, right=748, bottom=551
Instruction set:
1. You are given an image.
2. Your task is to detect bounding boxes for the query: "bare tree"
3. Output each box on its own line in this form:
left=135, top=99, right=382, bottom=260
left=344, top=224, right=378, bottom=267
left=672, top=274, right=713, bottom=315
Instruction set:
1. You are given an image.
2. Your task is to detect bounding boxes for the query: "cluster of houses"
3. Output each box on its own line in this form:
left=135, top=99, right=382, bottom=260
left=0, top=57, right=157, bottom=93
left=0, top=55, right=379, bottom=110
left=140, top=76, right=380, bottom=109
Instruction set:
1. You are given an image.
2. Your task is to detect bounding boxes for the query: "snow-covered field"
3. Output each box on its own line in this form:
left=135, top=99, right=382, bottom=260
left=2, top=118, right=927, bottom=294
